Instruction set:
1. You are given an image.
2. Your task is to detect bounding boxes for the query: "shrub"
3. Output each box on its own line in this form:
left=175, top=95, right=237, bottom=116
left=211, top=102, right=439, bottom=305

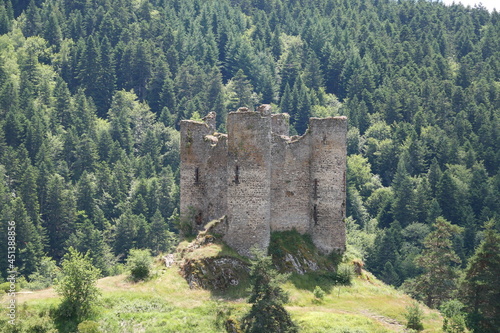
left=55, top=248, right=101, bottom=321
left=440, top=300, right=467, bottom=333
left=313, top=286, right=326, bottom=300
left=127, top=249, right=154, bottom=282
left=336, top=263, right=355, bottom=285
left=405, top=302, right=424, bottom=332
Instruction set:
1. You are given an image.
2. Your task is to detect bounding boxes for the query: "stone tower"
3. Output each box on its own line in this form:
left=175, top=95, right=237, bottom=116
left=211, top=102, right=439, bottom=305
left=180, top=106, right=347, bottom=257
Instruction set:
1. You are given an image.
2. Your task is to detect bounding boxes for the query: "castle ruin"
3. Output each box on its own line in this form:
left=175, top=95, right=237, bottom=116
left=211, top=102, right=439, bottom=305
left=180, top=105, right=347, bottom=257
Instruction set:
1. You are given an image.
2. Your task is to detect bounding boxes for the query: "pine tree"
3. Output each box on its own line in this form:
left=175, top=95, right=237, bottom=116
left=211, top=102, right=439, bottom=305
left=381, top=261, right=401, bottom=286
left=43, top=9, right=63, bottom=48
left=293, top=76, right=311, bottom=135
left=147, top=210, right=175, bottom=255
left=459, top=220, right=500, bottom=333
left=230, top=69, right=256, bottom=109
left=108, top=90, right=134, bottom=153
left=280, top=83, right=293, bottom=115
left=414, top=217, right=463, bottom=308
left=10, top=197, right=44, bottom=276
left=0, top=2, right=12, bottom=34
left=114, top=209, right=139, bottom=256
left=95, top=36, right=116, bottom=117
left=19, top=164, right=41, bottom=226
left=241, top=250, right=298, bottom=333
left=42, top=174, right=77, bottom=260
left=22, top=1, right=42, bottom=37
left=469, top=162, right=490, bottom=218
left=391, top=158, right=416, bottom=227
left=133, top=40, right=153, bottom=100
left=66, top=221, right=115, bottom=276
left=303, top=50, right=324, bottom=91
left=160, top=73, right=176, bottom=114
left=77, top=36, right=103, bottom=111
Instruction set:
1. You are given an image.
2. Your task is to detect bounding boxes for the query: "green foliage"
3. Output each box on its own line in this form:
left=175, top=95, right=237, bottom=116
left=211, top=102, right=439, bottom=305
left=77, top=320, right=101, bottom=333
left=459, top=220, right=500, bottom=333
left=27, top=256, right=60, bottom=290
left=241, top=249, right=298, bottom=333
left=173, top=208, right=195, bottom=237
left=126, top=249, right=154, bottom=282
left=55, top=247, right=101, bottom=322
left=0, top=0, right=499, bottom=326
left=440, top=300, right=467, bottom=333
left=66, top=221, right=117, bottom=276
left=405, top=302, right=424, bottom=332
left=313, top=285, right=326, bottom=301
left=336, top=263, right=355, bottom=286
left=411, top=217, right=463, bottom=308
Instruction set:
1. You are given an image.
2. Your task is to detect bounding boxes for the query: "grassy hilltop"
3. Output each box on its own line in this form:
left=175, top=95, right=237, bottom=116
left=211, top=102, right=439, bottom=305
left=4, top=232, right=442, bottom=333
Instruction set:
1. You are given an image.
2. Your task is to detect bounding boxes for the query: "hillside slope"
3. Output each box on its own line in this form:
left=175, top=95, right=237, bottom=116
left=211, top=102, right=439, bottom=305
left=8, top=233, right=443, bottom=333
left=10, top=266, right=442, bottom=332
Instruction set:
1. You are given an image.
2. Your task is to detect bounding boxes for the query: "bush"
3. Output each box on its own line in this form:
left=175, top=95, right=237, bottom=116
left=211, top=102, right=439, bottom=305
left=55, top=248, right=101, bottom=321
left=27, top=257, right=60, bottom=290
left=127, top=249, right=154, bottom=282
left=313, top=286, right=326, bottom=300
left=0, top=281, right=20, bottom=293
left=405, top=302, right=424, bottom=332
left=440, top=300, right=467, bottom=333
left=336, top=263, right=355, bottom=285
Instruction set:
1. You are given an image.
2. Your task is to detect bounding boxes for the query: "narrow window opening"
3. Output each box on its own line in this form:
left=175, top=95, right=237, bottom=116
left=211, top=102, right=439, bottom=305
left=234, top=165, right=240, bottom=184
left=313, top=179, right=319, bottom=200
left=194, top=167, right=199, bottom=184
left=313, top=204, right=318, bottom=225
left=342, top=171, right=346, bottom=192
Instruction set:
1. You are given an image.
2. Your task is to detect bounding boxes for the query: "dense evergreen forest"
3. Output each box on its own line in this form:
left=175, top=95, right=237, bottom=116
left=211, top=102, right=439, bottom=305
left=0, top=0, right=499, bottom=330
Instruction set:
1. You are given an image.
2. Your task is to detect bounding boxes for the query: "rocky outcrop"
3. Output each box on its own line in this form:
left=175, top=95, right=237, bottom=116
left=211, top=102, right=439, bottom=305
left=269, top=230, right=340, bottom=274
left=180, top=256, right=249, bottom=290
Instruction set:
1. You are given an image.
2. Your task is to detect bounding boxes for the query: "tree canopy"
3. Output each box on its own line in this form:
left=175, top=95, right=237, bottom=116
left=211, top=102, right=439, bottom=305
left=0, top=2, right=499, bottom=330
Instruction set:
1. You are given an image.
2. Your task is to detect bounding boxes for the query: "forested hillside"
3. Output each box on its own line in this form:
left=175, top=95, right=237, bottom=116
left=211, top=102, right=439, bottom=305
left=0, top=0, right=499, bottom=330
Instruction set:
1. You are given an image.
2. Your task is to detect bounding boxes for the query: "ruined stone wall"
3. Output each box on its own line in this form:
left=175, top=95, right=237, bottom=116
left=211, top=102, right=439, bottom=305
left=271, top=113, right=290, bottom=136
left=270, top=134, right=311, bottom=234
left=180, top=116, right=228, bottom=231
left=224, top=110, right=272, bottom=257
left=308, top=117, right=347, bottom=254
left=180, top=107, right=347, bottom=257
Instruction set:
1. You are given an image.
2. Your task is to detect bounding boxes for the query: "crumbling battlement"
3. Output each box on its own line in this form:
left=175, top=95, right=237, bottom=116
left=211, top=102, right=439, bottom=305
left=180, top=105, right=347, bottom=257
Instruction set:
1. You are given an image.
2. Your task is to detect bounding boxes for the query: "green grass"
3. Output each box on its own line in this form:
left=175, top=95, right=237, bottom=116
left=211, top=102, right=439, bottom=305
left=295, top=311, right=389, bottom=333
left=4, top=267, right=443, bottom=333
left=5, top=237, right=443, bottom=333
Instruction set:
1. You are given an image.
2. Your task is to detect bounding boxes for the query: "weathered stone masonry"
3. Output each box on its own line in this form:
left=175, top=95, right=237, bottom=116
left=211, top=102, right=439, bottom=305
left=180, top=105, right=347, bottom=257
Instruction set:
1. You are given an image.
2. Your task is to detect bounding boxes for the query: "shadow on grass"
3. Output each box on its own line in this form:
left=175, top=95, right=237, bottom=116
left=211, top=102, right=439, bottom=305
left=289, top=271, right=346, bottom=294
left=53, top=315, right=79, bottom=333
left=52, top=302, right=102, bottom=333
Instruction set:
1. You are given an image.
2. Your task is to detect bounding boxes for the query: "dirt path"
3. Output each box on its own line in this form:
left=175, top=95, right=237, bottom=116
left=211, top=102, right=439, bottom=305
left=286, top=305, right=406, bottom=332
left=360, top=309, right=406, bottom=332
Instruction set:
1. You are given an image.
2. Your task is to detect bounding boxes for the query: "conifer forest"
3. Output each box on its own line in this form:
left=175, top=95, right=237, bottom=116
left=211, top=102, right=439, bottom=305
left=0, top=0, right=499, bottom=331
